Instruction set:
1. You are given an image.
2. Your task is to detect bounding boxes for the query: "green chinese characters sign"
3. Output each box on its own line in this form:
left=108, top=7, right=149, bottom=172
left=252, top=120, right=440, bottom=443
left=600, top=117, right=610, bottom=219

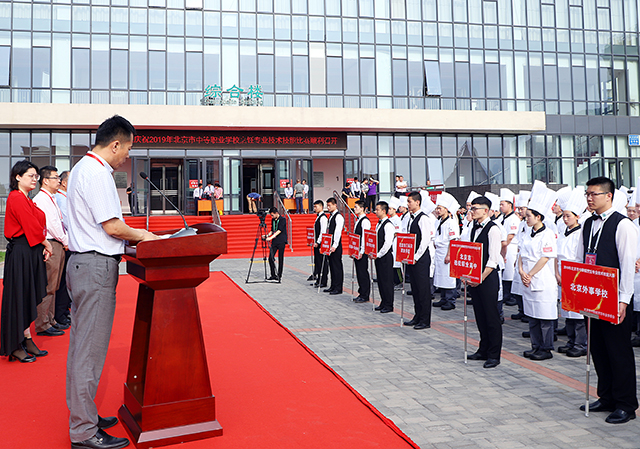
left=201, top=84, right=264, bottom=106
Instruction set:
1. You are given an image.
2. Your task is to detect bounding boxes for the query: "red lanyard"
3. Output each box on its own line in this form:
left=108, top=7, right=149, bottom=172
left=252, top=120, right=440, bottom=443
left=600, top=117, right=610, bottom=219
left=86, top=152, right=105, bottom=167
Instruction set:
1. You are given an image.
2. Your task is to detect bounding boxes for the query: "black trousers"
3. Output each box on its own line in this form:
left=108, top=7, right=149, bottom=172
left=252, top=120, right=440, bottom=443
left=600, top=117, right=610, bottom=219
left=468, top=270, right=502, bottom=360
left=268, top=242, right=285, bottom=279
left=354, top=255, right=370, bottom=299
left=328, top=243, right=344, bottom=292
left=589, top=297, right=638, bottom=413
left=55, top=250, right=72, bottom=323
left=406, top=253, right=431, bottom=325
left=313, top=246, right=329, bottom=285
left=375, top=252, right=394, bottom=309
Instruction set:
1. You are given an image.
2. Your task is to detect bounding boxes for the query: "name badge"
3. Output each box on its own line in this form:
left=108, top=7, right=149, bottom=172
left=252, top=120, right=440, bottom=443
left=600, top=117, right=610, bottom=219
left=585, top=253, right=597, bottom=265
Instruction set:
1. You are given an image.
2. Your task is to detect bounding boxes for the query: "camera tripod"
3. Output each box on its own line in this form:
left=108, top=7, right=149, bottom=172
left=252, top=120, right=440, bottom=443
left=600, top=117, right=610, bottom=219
left=245, top=218, right=270, bottom=284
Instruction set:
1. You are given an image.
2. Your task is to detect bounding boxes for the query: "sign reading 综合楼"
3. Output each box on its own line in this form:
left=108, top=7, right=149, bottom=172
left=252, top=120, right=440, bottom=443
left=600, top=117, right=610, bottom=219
left=201, top=84, right=264, bottom=106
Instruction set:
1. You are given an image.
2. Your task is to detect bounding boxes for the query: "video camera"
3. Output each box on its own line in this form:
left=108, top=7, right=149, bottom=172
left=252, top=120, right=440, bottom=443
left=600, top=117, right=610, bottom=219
left=256, top=208, right=269, bottom=225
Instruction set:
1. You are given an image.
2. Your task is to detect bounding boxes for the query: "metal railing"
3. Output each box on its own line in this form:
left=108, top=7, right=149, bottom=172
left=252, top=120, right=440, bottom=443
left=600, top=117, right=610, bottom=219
left=275, top=192, right=294, bottom=252
left=332, top=190, right=357, bottom=233
left=210, top=198, right=222, bottom=226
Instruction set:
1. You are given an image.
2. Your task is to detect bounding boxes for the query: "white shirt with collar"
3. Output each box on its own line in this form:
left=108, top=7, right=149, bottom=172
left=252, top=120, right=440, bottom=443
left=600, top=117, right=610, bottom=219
left=355, top=213, right=371, bottom=256
left=350, top=181, right=361, bottom=196
left=575, top=206, right=638, bottom=304
left=67, top=151, right=124, bottom=255
left=284, top=187, right=293, bottom=199
left=408, top=211, right=433, bottom=262
left=315, top=212, right=328, bottom=245
left=34, top=187, right=69, bottom=247
left=193, top=187, right=203, bottom=199
left=376, top=217, right=395, bottom=259
left=468, top=216, right=503, bottom=271
left=55, top=189, right=69, bottom=232
left=329, top=209, right=344, bottom=249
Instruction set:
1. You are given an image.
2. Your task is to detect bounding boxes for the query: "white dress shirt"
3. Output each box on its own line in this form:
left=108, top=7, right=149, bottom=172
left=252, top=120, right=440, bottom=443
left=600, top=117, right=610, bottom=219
left=350, top=181, right=361, bottom=196
left=471, top=217, right=503, bottom=270
left=193, top=187, right=203, bottom=199
left=376, top=218, right=395, bottom=258
left=34, top=188, right=69, bottom=247
left=408, top=211, right=433, bottom=262
left=575, top=206, right=638, bottom=304
left=329, top=210, right=344, bottom=248
left=355, top=214, right=371, bottom=256
left=55, top=189, right=69, bottom=232
left=67, top=151, right=124, bottom=255
left=315, top=212, right=328, bottom=245
left=284, top=187, right=293, bottom=199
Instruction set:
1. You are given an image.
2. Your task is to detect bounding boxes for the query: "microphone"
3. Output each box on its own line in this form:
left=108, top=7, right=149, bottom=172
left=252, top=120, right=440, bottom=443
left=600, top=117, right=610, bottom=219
left=139, top=172, right=197, bottom=238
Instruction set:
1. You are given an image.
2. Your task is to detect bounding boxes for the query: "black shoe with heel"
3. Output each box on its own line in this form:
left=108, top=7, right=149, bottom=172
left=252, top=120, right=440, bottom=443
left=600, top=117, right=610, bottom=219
left=9, top=347, right=36, bottom=363
left=23, top=338, right=48, bottom=357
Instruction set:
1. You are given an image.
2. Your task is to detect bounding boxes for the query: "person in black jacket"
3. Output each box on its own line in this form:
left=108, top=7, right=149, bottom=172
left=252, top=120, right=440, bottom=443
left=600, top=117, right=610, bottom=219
left=266, top=207, right=287, bottom=281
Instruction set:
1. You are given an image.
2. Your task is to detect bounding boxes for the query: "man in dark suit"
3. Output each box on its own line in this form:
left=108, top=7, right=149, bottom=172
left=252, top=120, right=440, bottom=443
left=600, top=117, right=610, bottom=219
left=266, top=207, right=287, bottom=281
left=324, top=197, right=344, bottom=295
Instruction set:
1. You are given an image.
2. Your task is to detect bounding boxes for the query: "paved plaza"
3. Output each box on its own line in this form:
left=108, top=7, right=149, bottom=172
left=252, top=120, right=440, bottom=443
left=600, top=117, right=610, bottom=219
left=214, top=255, right=640, bottom=449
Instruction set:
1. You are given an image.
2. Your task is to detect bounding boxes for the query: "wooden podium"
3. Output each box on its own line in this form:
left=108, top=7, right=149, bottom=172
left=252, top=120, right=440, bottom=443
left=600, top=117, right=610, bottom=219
left=119, top=222, right=227, bottom=448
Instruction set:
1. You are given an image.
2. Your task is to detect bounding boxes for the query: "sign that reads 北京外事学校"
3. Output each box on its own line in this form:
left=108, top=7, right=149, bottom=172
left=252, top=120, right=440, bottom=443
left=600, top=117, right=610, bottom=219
left=201, top=84, right=264, bottom=106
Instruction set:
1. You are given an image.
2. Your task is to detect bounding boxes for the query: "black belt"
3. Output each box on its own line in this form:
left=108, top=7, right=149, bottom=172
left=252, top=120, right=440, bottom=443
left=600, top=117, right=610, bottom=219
left=70, top=250, right=122, bottom=263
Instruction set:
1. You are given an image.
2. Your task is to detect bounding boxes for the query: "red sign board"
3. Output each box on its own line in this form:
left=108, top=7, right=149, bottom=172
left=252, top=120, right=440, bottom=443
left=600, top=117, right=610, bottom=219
left=320, top=233, right=332, bottom=256
left=449, top=240, right=483, bottom=283
left=363, top=230, right=377, bottom=256
left=347, top=232, right=360, bottom=258
left=280, top=179, right=290, bottom=188
left=561, top=261, right=619, bottom=324
left=346, top=178, right=354, bottom=184
left=306, top=227, right=315, bottom=246
left=396, top=233, right=416, bottom=264
left=429, top=190, right=442, bottom=203
left=189, top=179, right=200, bottom=189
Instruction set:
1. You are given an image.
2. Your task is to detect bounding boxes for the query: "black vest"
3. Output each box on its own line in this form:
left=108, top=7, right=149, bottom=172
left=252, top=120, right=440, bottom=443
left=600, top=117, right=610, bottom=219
left=471, top=220, right=496, bottom=271
left=329, top=211, right=342, bottom=243
left=355, top=215, right=370, bottom=245
left=314, top=213, right=326, bottom=240
left=377, top=219, right=392, bottom=251
left=581, top=212, right=626, bottom=269
left=409, top=211, right=425, bottom=248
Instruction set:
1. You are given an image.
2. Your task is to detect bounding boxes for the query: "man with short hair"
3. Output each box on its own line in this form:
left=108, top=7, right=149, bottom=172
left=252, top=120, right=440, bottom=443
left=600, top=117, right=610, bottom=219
left=266, top=207, right=287, bottom=281
left=577, top=176, right=638, bottom=424
left=324, top=197, right=344, bottom=295
left=371, top=201, right=395, bottom=313
left=352, top=200, right=371, bottom=303
left=350, top=177, right=361, bottom=199
left=294, top=179, right=304, bottom=214
left=404, top=191, right=434, bottom=330
left=34, top=166, right=69, bottom=337
left=311, top=200, right=329, bottom=287
left=66, top=115, right=159, bottom=449
left=193, top=181, right=203, bottom=212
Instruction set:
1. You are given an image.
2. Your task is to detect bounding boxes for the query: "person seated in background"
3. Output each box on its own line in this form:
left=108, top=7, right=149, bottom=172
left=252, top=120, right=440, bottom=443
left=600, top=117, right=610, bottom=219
left=247, top=189, right=261, bottom=213
left=341, top=182, right=352, bottom=202
left=284, top=182, right=293, bottom=199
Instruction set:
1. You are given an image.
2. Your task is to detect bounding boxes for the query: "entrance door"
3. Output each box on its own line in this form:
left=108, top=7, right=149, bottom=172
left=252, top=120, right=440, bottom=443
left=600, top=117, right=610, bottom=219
left=259, top=163, right=275, bottom=209
left=150, top=159, right=182, bottom=214
left=242, top=159, right=275, bottom=212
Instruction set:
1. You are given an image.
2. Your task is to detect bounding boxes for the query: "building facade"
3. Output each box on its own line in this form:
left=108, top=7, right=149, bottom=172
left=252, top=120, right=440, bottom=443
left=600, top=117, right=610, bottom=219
left=1, top=0, right=639, bottom=221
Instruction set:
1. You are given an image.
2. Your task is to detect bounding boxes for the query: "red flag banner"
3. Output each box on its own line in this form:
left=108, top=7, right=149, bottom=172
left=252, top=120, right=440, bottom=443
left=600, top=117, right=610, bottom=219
left=396, top=233, right=416, bottom=264
left=363, top=230, right=377, bottom=256
left=306, top=227, right=315, bottom=246
left=449, top=240, right=483, bottom=283
left=347, top=233, right=360, bottom=258
left=320, top=233, right=332, bottom=256
left=561, top=260, right=619, bottom=324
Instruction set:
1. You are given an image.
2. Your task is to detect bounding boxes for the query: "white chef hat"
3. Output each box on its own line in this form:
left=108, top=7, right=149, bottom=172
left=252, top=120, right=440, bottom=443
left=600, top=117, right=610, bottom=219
left=564, top=186, right=587, bottom=217
left=399, top=195, right=408, bottom=209
left=388, top=196, right=401, bottom=210
left=554, top=186, right=572, bottom=211
left=435, top=191, right=457, bottom=213
left=612, top=189, right=628, bottom=215
left=528, top=180, right=557, bottom=217
left=515, top=190, right=531, bottom=208
left=499, top=188, right=516, bottom=205
left=626, top=188, right=635, bottom=207
left=484, top=192, right=500, bottom=212
left=420, top=190, right=436, bottom=215
left=466, top=190, right=480, bottom=204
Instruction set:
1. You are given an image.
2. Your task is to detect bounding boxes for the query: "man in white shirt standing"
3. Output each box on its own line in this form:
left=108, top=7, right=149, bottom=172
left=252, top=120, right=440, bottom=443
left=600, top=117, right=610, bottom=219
left=66, top=115, right=158, bottom=449
left=33, top=166, right=69, bottom=337
left=371, top=201, right=396, bottom=313
left=352, top=200, right=371, bottom=303
left=54, top=170, right=72, bottom=327
left=324, top=197, right=344, bottom=295
left=193, top=181, right=203, bottom=212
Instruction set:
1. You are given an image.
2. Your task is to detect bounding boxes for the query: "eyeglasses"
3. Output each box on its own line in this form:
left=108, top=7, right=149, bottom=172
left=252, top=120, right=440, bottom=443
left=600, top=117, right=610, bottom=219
left=584, top=191, right=608, bottom=198
left=24, top=173, right=40, bottom=181
left=44, top=176, right=61, bottom=181
left=470, top=207, right=488, bottom=212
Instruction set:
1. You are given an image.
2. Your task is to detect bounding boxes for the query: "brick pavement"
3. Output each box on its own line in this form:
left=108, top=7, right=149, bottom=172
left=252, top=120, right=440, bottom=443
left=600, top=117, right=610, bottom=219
left=214, top=255, right=640, bottom=448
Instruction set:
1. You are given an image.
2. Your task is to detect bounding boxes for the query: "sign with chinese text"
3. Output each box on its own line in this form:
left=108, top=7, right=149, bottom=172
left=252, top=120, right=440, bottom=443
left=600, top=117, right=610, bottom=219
left=429, top=190, right=442, bottom=203
left=189, top=179, right=200, bottom=189
left=396, top=233, right=416, bottom=265
left=133, top=131, right=347, bottom=150
left=561, top=261, right=619, bottom=324
left=348, top=233, right=360, bottom=258
left=449, top=240, right=483, bottom=283
left=306, top=227, right=315, bottom=246
left=629, top=135, right=640, bottom=146
left=201, top=84, right=264, bottom=106
left=320, top=233, right=332, bottom=256
left=364, top=230, right=377, bottom=256
left=280, top=179, right=290, bottom=189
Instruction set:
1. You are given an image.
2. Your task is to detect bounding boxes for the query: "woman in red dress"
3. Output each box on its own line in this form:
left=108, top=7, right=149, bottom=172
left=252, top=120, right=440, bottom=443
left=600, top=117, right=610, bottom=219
left=0, top=160, right=53, bottom=362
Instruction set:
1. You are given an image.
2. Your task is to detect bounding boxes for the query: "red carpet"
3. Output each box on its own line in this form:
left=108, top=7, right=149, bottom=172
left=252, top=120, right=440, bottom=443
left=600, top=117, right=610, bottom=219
left=0, top=272, right=418, bottom=449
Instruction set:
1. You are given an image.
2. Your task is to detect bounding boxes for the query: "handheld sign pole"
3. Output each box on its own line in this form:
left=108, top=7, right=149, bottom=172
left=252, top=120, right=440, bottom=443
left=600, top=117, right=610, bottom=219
left=363, top=229, right=378, bottom=311
left=560, top=260, right=619, bottom=418
left=396, top=233, right=416, bottom=327
left=450, top=240, right=483, bottom=364
left=307, top=227, right=315, bottom=277
left=369, top=258, right=376, bottom=311
left=347, top=233, right=360, bottom=300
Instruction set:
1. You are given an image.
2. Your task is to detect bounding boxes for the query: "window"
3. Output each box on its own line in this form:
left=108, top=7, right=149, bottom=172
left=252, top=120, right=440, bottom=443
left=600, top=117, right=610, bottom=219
left=0, top=47, right=9, bottom=86
left=424, top=61, right=441, bottom=96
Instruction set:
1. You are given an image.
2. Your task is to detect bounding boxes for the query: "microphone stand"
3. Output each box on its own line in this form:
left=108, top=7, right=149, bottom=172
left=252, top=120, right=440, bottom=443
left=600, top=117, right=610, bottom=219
left=140, top=172, right=197, bottom=238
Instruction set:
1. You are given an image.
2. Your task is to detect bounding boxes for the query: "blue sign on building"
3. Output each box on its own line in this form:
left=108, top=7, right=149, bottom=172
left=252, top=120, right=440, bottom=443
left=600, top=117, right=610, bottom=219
left=629, top=135, right=640, bottom=146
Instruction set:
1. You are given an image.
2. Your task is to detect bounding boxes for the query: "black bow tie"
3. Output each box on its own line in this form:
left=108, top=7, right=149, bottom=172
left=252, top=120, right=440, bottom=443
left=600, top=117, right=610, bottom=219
left=472, top=222, right=483, bottom=231
left=593, top=214, right=602, bottom=220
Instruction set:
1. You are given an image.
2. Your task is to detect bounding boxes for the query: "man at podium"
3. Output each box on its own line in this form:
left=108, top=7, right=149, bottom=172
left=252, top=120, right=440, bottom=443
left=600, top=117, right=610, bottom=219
left=66, top=115, right=159, bottom=449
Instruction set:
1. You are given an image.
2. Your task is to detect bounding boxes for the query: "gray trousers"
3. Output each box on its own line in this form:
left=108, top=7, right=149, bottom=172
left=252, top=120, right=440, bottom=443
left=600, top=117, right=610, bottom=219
left=566, top=318, right=587, bottom=350
left=66, top=252, right=120, bottom=442
left=529, top=318, right=555, bottom=351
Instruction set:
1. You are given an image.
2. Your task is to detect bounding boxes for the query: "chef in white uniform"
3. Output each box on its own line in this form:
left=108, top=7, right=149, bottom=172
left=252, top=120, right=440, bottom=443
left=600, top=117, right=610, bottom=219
left=485, top=192, right=507, bottom=321
left=432, top=192, right=460, bottom=311
left=552, top=186, right=572, bottom=236
left=555, top=186, right=588, bottom=357
left=420, top=190, right=437, bottom=280
left=500, top=188, right=520, bottom=309
left=511, top=190, right=530, bottom=322
left=388, top=196, right=403, bottom=288
left=519, top=181, right=558, bottom=361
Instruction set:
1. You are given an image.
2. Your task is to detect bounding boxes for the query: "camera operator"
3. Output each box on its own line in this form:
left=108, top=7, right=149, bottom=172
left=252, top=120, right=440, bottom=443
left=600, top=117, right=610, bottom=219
left=265, top=207, right=287, bottom=281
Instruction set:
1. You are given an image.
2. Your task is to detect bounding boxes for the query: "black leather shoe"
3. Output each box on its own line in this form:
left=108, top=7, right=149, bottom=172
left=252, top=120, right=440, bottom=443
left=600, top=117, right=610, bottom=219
left=530, top=350, right=553, bottom=361
left=523, top=349, right=536, bottom=358
left=413, top=323, right=430, bottom=330
left=307, top=275, right=316, bottom=281
left=406, top=291, right=412, bottom=295
left=432, top=299, right=446, bottom=307
left=403, top=319, right=418, bottom=326
left=566, top=347, right=587, bottom=357
left=71, top=429, right=129, bottom=449
left=9, top=348, right=36, bottom=363
left=375, top=305, right=384, bottom=311
left=466, top=299, right=472, bottom=305
left=605, top=409, right=636, bottom=424
left=53, top=322, right=70, bottom=330
left=22, top=339, right=47, bottom=357
left=323, top=288, right=333, bottom=293
left=36, top=327, right=65, bottom=337
left=353, top=297, right=369, bottom=303
left=520, top=316, right=529, bottom=323
left=557, top=345, right=570, bottom=354
left=267, top=276, right=278, bottom=281
left=580, top=400, right=615, bottom=412
left=522, top=331, right=530, bottom=338
left=98, top=416, right=118, bottom=430
left=441, top=303, right=455, bottom=310
left=329, top=290, right=342, bottom=295
left=483, top=359, right=500, bottom=369
left=467, top=352, right=488, bottom=361
left=504, top=299, right=517, bottom=306
left=379, top=308, right=393, bottom=313
left=510, top=312, right=524, bottom=320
